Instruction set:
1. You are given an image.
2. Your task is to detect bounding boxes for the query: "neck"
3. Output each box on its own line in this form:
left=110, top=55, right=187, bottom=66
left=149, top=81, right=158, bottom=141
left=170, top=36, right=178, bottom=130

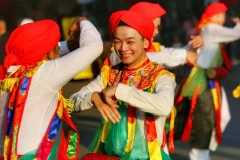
left=42, top=54, right=50, bottom=61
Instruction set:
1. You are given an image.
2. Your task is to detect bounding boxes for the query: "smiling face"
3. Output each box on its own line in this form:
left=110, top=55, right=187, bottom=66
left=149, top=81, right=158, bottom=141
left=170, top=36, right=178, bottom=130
left=113, top=25, right=149, bottom=68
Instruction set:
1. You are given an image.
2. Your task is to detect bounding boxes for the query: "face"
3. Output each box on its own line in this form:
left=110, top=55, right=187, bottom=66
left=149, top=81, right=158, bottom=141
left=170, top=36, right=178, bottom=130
left=211, top=12, right=226, bottom=26
left=113, top=25, right=149, bottom=68
left=47, top=45, right=60, bottom=60
left=152, top=18, right=161, bottom=40
left=0, top=20, right=6, bottom=35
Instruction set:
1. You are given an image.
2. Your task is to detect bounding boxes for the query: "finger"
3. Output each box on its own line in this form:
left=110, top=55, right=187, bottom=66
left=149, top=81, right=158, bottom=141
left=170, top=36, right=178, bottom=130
left=106, top=106, right=120, bottom=123
left=99, top=109, right=109, bottom=122
left=103, top=107, right=117, bottom=123
left=68, top=22, right=78, bottom=39
left=68, top=29, right=74, bottom=39
left=191, top=43, right=200, bottom=49
left=109, top=98, right=117, bottom=105
left=111, top=107, right=121, bottom=120
left=191, top=40, right=202, bottom=48
left=108, top=108, right=120, bottom=123
left=106, top=98, right=118, bottom=108
left=190, top=35, right=195, bottom=39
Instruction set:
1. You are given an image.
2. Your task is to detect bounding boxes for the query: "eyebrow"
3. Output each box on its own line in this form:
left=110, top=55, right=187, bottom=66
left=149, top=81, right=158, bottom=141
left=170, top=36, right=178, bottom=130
left=113, top=36, right=135, bottom=40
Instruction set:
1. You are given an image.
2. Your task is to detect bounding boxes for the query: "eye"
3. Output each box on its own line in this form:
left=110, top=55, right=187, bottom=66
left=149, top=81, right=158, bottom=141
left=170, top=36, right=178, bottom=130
left=114, top=41, right=121, bottom=45
left=127, top=41, right=134, bottom=45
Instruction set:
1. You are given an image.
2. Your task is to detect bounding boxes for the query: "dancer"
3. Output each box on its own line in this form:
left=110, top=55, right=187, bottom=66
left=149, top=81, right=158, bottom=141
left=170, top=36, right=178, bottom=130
left=0, top=17, right=102, bottom=159
left=174, top=2, right=240, bottom=159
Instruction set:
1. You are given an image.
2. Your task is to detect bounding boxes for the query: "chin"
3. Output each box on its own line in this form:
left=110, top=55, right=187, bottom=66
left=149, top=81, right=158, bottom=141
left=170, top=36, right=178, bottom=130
left=121, top=59, right=133, bottom=65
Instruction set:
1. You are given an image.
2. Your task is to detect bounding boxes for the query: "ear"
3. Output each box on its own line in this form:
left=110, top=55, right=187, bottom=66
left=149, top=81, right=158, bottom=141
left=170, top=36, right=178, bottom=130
left=143, top=38, right=150, bottom=50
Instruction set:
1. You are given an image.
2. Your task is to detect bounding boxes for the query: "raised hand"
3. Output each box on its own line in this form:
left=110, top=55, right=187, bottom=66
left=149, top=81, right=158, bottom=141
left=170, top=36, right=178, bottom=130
left=231, top=17, right=240, bottom=24
left=67, top=17, right=89, bottom=51
left=189, top=35, right=204, bottom=49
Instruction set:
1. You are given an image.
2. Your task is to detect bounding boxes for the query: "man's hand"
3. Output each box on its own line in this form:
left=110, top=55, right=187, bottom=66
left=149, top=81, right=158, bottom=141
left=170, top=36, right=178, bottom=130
left=231, top=17, right=240, bottom=24
left=91, top=92, right=121, bottom=123
left=186, top=50, right=198, bottom=67
left=67, top=17, right=89, bottom=51
left=102, top=85, right=119, bottom=108
left=189, top=35, right=204, bottom=49
left=68, top=17, right=88, bottom=40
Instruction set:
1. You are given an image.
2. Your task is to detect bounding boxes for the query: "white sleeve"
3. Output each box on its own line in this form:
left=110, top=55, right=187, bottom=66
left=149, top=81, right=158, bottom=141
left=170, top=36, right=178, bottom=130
left=110, top=47, right=187, bottom=68
left=206, top=23, right=240, bottom=43
left=36, top=20, right=103, bottom=90
left=58, top=41, right=70, bottom=56
left=109, top=50, right=121, bottom=65
left=115, top=75, right=176, bottom=117
left=147, top=46, right=187, bottom=68
left=70, top=75, right=105, bottom=111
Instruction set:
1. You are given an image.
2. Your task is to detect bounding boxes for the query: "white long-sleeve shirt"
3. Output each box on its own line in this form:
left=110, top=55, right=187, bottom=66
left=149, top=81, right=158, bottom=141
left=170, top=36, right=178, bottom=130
left=70, top=67, right=176, bottom=152
left=109, top=45, right=187, bottom=68
left=197, top=22, right=240, bottom=69
left=0, top=20, right=103, bottom=155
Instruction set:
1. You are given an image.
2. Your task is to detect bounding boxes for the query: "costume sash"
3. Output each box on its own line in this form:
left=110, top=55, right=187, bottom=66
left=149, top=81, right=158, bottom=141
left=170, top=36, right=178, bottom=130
left=0, top=61, right=79, bottom=160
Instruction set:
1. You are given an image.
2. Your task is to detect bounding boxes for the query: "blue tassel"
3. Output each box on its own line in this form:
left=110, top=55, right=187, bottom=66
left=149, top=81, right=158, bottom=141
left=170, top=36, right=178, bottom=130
left=48, top=114, right=61, bottom=141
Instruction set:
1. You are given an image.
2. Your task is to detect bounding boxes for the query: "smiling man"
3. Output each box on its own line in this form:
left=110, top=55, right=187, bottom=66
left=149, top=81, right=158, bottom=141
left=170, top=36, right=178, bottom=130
left=71, top=10, right=176, bottom=160
left=107, top=2, right=202, bottom=69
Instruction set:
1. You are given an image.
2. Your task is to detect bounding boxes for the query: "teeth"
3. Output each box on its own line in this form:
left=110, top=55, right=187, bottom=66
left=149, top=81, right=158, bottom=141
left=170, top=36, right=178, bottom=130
left=121, top=53, right=132, bottom=57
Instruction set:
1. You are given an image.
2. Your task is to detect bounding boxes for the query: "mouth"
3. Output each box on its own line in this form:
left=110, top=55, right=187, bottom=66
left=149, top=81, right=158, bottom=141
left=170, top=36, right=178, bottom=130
left=119, top=53, right=133, bottom=58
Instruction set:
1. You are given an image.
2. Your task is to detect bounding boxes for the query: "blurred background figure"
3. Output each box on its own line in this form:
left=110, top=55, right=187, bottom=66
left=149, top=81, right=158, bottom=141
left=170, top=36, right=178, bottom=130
left=0, top=16, right=10, bottom=64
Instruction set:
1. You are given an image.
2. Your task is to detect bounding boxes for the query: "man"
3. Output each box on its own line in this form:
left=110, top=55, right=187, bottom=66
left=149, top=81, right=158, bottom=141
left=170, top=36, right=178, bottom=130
left=101, top=2, right=203, bottom=154
left=174, top=2, right=240, bottom=159
left=0, top=17, right=103, bottom=159
left=108, top=2, right=203, bottom=68
left=72, top=10, right=176, bottom=160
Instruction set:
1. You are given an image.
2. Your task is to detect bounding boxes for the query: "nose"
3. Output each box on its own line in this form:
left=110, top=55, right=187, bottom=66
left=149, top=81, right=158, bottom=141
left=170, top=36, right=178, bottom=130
left=154, top=28, right=159, bottom=38
left=120, top=42, right=128, bottom=52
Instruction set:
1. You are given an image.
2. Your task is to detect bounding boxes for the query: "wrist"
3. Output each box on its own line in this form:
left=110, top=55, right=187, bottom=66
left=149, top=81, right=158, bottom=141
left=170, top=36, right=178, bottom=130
left=91, top=92, right=99, bottom=105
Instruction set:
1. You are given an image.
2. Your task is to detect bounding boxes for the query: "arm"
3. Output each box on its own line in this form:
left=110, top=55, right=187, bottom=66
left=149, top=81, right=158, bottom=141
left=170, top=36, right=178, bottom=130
left=115, top=75, right=176, bottom=117
left=206, top=23, right=240, bottom=43
left=148, top=35, right=203, bottom=67
left=71, top=74, right=121, bottom=123
left=37, top=20, right=103, bottom=90
left=147, top=47, right=187, bottom=68
left=70, top=75, right=105, bottom=111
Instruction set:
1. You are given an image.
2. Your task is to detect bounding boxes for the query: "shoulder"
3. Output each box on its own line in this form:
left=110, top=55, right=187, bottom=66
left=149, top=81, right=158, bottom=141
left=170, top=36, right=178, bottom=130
left=202, top=24, right=222, bottom=33
left=151, top=62, right=175, bottom=80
